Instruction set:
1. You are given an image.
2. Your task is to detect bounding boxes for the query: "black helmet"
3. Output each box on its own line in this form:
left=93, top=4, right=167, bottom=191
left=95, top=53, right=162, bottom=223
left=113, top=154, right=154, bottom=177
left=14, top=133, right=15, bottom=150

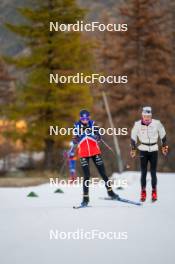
left=79, top=109, right=90, bottom=121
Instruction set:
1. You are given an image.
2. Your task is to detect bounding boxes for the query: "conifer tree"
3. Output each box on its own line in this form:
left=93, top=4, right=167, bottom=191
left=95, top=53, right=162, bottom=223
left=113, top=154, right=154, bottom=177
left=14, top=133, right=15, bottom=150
left=6, top=0, right=93, bottom=169
left=110, top=0, right=174, bottom=121
left=97, top=0, right=175, bottom=170
left=0, top=58, right=15, bottom=115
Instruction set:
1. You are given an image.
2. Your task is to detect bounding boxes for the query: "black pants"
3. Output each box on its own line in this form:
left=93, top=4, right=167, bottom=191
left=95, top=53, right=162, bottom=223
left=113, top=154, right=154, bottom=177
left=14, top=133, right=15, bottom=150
left=80, top=154, right=111, bottom=197
left=140, top=151, right=158, bottom=189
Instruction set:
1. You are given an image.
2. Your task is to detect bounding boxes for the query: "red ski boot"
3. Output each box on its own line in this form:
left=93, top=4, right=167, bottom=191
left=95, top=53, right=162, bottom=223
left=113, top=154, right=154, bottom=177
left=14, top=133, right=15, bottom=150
left=152, top=189, right=157, bottom=202
left=140, top=189, right=146, bottom=202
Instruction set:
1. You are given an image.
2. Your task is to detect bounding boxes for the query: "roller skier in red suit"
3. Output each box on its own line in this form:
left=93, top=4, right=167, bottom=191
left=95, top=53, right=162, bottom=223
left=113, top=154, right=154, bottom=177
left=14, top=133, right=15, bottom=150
left=72, top=110, right=118, bottom=206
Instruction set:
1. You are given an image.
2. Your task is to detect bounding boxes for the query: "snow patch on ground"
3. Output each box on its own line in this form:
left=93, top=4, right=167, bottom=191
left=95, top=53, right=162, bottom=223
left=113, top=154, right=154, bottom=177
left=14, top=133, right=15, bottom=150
left=0, top=171, right=175, bottom=264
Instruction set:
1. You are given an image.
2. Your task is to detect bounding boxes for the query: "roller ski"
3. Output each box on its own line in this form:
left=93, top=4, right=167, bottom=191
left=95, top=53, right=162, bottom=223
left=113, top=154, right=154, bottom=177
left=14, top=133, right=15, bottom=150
left=73, top=196, right=90, bottom=209
left=102, top=197, right=142, bottom=206
left=73, top=203, right=90, bottom=209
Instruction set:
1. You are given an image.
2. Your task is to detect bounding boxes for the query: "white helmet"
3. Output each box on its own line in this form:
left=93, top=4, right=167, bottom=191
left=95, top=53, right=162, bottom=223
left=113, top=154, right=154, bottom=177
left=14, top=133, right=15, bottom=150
left=142, top=106, right=152, bottom=116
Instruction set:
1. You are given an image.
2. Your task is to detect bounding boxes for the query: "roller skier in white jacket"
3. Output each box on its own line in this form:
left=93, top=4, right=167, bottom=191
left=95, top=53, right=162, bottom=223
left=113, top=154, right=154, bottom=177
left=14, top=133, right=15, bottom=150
left=130, top=107, right=168, bottom=202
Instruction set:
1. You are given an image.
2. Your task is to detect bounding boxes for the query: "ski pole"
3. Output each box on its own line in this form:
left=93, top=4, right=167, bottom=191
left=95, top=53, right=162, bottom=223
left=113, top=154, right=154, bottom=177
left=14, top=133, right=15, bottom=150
left=59, top=145, right=76, bottom=177
left=68, top=144, right=75, bottom=155
left=58, top=158, right=67, bottom=175
left=125, top=154, right=144, bottom=169
left=101, top=138, right=115, bottom=155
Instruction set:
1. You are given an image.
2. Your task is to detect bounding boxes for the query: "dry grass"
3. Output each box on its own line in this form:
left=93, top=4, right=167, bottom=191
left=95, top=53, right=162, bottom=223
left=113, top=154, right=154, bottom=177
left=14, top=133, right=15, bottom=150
left=0, top=177, right=49, bottom=187
left=0, top=170, right=66, bottom=187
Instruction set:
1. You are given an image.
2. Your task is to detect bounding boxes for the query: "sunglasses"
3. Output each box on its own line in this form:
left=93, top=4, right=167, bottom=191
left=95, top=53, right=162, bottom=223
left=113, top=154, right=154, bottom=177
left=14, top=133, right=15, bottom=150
left=143, top=110, right=151, bottom=114
left=80, top=117, right=89, bottom=121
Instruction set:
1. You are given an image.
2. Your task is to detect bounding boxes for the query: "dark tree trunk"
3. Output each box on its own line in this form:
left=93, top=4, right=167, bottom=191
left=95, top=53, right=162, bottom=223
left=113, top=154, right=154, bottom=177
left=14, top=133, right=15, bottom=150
left=44, top=138, right=55, bottom=170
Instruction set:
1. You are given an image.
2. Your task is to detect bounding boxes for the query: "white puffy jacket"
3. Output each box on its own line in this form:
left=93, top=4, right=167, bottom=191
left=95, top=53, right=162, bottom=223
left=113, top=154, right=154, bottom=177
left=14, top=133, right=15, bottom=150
left=131, top=119, right=166, bottom=152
